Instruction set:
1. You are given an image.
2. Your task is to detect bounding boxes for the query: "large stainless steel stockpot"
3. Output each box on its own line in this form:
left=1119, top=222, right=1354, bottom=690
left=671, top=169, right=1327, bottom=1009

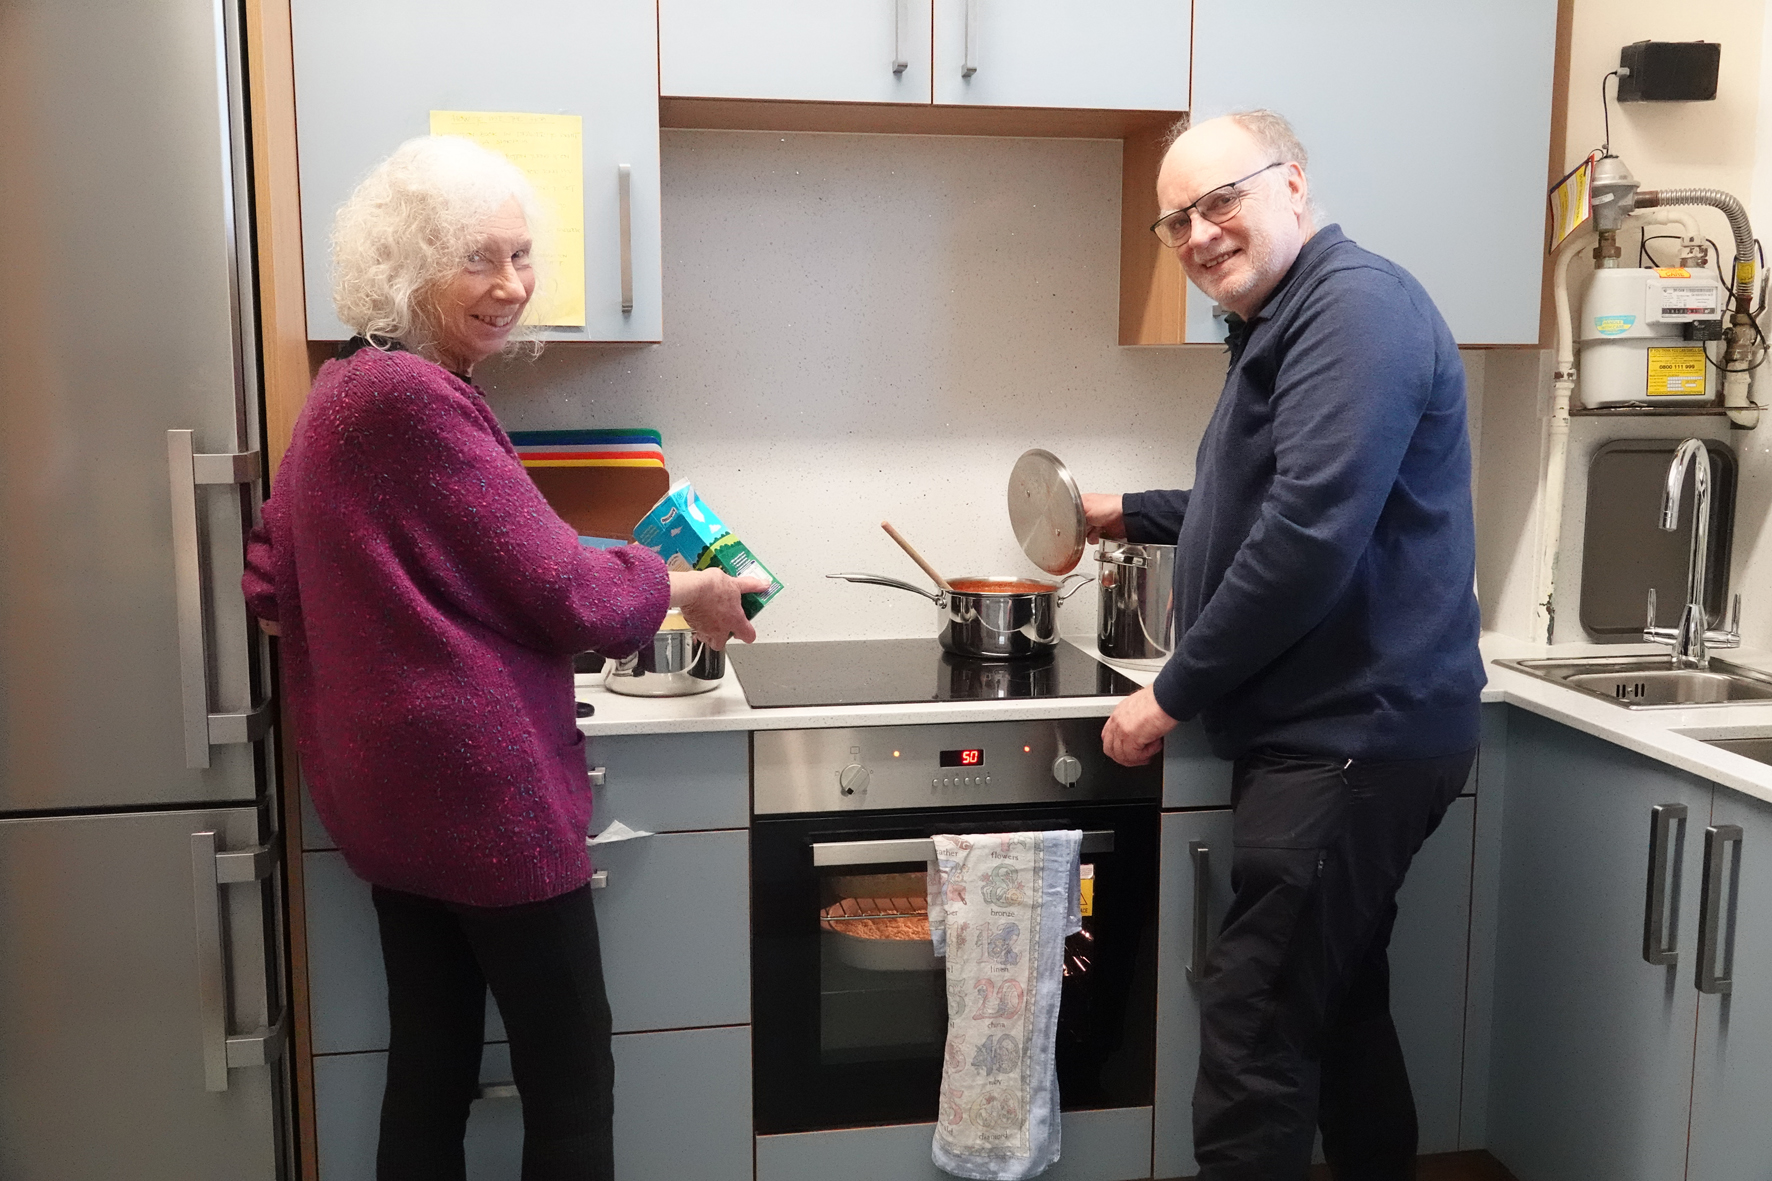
left=827, top=572, right=1091, bottom=660
left=1096, top=540, right=1176, bottom=666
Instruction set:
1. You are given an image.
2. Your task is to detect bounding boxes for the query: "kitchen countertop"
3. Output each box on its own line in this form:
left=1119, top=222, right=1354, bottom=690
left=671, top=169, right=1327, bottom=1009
left=576, top=633, right=1772, bottom=807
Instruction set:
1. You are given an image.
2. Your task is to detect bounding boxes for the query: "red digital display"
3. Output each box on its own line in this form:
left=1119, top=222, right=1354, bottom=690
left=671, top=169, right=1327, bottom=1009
left=940, top=748, right=985, bottom=767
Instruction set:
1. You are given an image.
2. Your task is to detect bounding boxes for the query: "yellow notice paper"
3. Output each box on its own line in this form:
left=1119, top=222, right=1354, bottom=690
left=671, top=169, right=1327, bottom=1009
left=1548, top=155, right=1594, bottom=253
left=430, top=110, right=585, bottom=327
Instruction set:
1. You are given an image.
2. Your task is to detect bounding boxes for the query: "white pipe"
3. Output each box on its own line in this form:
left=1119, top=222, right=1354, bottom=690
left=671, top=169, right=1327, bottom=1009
left=1534, top=228, right=1598, bottom=644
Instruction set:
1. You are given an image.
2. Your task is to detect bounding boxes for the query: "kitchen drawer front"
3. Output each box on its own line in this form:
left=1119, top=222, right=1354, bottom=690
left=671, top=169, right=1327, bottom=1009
left=1163, top=724, right=1234, bottom=809
left=590, top=730, right=750, bottom=834
left=305, top=830, right=749, bottom=1048
left=314, top=1027, right=752, bottom=1180
left=304, top=851, right=505, bottom=1054
left=596, top=828, right=751, bottom=1033
left=756, top=1105, right=1151, bottom=1181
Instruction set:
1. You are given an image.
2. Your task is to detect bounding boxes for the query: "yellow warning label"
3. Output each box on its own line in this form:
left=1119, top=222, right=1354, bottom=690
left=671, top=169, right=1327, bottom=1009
left=1738, top=261, right=1757, bottom=288
left=1646, top=347, right=1708, bottom=397
left=1079, top=864, right=1095, bottom=917
left=1656, top=268, right=1693, bottom=279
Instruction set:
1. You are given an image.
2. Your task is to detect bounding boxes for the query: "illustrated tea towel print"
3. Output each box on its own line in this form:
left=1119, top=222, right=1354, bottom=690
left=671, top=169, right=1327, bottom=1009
left=927, top=830, right=1083, bottom=1180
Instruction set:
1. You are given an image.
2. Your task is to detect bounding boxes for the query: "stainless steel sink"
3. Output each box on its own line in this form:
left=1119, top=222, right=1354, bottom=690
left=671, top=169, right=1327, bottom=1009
left=1702, top=736, right=1772, bottom=765
left=1498, top=656, right=1772, bottom=709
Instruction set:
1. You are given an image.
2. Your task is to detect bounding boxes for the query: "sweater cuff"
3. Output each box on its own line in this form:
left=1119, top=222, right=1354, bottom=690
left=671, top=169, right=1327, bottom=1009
left=1150, top=658, right=1202, bottom=723
left=1120, top=492, right=1175, bottom=545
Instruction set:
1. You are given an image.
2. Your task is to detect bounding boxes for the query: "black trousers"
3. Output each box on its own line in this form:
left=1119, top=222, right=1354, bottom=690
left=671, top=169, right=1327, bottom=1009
left=371, top=882, right=615, bottom=1181
left=1192, top=747, right=1474, bottom=1181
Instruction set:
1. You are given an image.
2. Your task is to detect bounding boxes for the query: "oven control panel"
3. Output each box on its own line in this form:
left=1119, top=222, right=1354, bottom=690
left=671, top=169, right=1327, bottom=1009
left=753, top=719, right=1161, bottom=815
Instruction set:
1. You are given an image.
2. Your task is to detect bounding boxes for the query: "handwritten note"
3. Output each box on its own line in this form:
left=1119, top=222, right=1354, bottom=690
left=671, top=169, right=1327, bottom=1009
left=430, top=110, right=586, bottom=327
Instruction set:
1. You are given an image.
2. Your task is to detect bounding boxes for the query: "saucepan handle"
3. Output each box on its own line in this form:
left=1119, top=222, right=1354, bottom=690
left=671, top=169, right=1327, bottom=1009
left=1058, top=572, right=1094, bottom=602
left=826, top=572, right=945, bottom=603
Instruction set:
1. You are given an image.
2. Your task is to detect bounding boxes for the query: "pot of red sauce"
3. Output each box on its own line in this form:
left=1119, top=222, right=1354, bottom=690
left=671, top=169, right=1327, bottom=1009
left=826, top=572, right=1092, bottom=659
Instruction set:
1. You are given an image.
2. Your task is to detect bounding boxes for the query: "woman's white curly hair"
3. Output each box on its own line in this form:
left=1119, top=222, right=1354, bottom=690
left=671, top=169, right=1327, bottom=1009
left=331, top=135, right=545, bottom=360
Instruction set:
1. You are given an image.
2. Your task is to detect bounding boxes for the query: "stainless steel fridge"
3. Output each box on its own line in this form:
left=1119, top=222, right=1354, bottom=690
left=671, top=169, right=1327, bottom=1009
left=0, top=0, right=291, bottom=1176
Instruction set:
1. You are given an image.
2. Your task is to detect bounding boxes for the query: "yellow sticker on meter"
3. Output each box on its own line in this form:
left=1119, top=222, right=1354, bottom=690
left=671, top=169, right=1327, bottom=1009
left=1079, top=864, right=1095, bottom=917
left=1646, top=347, right=1707, bottom=397
left=1656, top=268, right=1693, bottom=279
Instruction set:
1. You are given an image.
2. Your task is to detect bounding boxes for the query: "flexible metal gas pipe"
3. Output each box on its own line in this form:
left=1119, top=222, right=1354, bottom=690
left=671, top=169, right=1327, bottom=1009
left=1635, top=188, right=1761, bottom=428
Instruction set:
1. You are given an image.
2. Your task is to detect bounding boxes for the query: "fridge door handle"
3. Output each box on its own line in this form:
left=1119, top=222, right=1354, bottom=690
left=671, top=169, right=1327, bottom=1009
left=1642, top=802, right=1688, bottom=966
left=1697, top=823, right=1744, bottom=995
left=168, top=429, right=269, bottom=769
left=192, top=831, right=284, bottom=1091
left=1186, top=840, right=1211, bottom=983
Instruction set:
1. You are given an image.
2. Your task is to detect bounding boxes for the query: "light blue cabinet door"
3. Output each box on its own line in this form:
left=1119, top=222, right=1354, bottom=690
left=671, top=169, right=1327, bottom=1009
left=595, top=829, right=750, bottom=1033
left=289, top=0, right=663, bottom=342
left=930, top=0, right=1189, bottom=111
left=1389, top=795, right=1475, bottom=1154
left=315, top=1028, right=752, bottom=1180
left=303, top=851, right=504, bottom=1054
left=1190, top=0, right=1557, bottom=344
left=1152, top=808, right=1235, bottom=1179
left=589, top=731, right=750, bottom=834
left=1162, top=725, right=1234, bottom=809
left=1686, top=789, right=1772, bottom=1181
left=660, top=0, right=933, bottom=104
left=1486, top=712, right=1709, bottom=1181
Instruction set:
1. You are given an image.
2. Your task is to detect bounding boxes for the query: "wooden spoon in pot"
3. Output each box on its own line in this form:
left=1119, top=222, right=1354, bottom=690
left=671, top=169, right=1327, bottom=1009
left=881, top=521, right=954, bottom=593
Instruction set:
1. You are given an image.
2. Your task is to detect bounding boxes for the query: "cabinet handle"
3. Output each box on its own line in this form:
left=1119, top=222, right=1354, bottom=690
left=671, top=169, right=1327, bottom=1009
left=617, top=164, right=634, bottom=315
left=168, top=430, right=271, bottom=769
left=891, top=0, right=908, bottom=74
left=477, top=1081, right=519, bottom=1101
left=1642, top=803, right=1688, bottom=966
left=1186, top=841, right=1210, bottom=983
left=192, top=831, right=286, bottom=1091
left=590, top=870, right=608, bottom=890
left=588, top=766, right=606, bottom=788
left=1697, top=823, right=1744, bottom=995
left=961, top=0, right=979, bottom=77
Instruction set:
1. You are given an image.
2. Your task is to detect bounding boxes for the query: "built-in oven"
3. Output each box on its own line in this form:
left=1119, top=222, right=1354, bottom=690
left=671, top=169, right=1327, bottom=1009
left=750, top=718, right=1161, bottom=1135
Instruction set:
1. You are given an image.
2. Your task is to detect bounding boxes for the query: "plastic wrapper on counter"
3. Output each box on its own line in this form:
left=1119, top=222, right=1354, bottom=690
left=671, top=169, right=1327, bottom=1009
left=634, top=479, right=783, bottom=619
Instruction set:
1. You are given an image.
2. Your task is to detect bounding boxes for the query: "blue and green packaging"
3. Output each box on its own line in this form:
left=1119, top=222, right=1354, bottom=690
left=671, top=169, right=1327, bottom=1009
left=633, top=480, right=784, bottom=619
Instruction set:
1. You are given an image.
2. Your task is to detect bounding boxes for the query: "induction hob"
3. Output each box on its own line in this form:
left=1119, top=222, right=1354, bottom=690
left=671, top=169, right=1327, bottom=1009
left=723, top=638, right=1140, bottom=708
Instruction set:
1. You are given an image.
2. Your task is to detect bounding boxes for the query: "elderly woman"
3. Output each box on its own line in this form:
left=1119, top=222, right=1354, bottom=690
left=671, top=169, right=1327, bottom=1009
left=244, top=136, right=763, bottom=1180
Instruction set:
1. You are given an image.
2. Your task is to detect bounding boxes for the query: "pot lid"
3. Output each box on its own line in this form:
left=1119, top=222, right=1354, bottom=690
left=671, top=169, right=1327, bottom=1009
left=1008, top=448, right=1086, bottom=575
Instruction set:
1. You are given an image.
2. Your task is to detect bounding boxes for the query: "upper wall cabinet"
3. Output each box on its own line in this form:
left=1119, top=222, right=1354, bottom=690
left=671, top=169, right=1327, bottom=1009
left=289, top=0, right=663, bottom=342
left=1190, top=0, right=1558, bottom=345
left=660, top=0, right=934, bottom=103
left=931, top=0, right=1189, bottom=110
left=661, top=0, right=1187, bottom=113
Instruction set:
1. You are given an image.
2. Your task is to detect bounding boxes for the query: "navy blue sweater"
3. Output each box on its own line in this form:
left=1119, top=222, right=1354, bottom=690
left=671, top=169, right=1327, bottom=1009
left=1123, top=226, right=1482, bottom=762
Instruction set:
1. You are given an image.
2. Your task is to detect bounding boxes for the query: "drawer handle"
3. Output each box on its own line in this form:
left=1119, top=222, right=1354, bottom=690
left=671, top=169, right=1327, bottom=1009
left=1697, top=823, right=1743, bottom=995
left=961, top=0, right=978, bottom=77
left=1643, top=803, right=1687, bottom=966
left=477, top=1082, right=519, bottom=1101
left=589, top=766, right=607, bottom=788
left=590, top=870, right=608, bottom=890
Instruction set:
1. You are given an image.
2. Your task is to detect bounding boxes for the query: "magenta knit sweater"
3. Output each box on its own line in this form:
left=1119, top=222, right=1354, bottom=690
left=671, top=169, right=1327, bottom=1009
left=243, top=347, right=669, bottom=907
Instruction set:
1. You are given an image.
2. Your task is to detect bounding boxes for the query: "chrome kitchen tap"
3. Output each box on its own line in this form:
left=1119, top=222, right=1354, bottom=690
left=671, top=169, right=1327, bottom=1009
left=1644, top=438, right=1740, bottom=668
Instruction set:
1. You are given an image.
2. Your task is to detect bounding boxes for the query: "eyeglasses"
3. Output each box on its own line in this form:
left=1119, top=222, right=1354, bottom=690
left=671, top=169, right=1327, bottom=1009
left=1149, top=161, right=1291, bottom=248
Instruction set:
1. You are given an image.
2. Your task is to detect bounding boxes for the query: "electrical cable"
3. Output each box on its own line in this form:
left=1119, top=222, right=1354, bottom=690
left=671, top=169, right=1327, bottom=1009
left=1601, top=71, right=1621, bottom=155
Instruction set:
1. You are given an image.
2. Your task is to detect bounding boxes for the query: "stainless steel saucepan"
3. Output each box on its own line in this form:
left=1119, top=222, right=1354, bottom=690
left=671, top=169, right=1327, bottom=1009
left=827, top=572, right=1091, bottom=660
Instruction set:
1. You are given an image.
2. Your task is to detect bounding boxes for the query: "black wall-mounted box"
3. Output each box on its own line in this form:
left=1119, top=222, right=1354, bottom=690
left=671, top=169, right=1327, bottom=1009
left=1617, top=40, right=1721, bottom=101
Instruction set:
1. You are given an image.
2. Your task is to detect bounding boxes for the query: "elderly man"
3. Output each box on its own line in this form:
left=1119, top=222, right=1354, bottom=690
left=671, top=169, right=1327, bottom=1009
left=1085, top=112, right=1483, bottom=1179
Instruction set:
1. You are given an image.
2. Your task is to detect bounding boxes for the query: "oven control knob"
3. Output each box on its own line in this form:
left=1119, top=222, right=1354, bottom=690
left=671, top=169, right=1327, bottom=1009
left=1051, top=754, right=1083, bottom=786
left=839, top=763, right=871, bottom=796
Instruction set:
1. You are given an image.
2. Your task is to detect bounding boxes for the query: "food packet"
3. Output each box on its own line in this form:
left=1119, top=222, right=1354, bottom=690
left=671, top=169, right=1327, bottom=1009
left=633, top=479, right=784, bottom=619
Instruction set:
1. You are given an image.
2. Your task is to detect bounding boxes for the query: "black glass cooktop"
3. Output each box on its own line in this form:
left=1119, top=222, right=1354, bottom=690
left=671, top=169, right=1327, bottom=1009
left=724, top=638, right=1140, bottom=708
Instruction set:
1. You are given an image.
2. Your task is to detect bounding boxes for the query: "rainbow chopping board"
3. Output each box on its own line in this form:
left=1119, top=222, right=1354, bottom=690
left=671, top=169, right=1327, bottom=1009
left=508, top=429, right=669, bottom=541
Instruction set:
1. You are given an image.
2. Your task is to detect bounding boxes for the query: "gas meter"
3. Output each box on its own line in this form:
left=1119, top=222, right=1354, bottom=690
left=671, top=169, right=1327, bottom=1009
left=1579, top=266, right=1727, bottom=407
